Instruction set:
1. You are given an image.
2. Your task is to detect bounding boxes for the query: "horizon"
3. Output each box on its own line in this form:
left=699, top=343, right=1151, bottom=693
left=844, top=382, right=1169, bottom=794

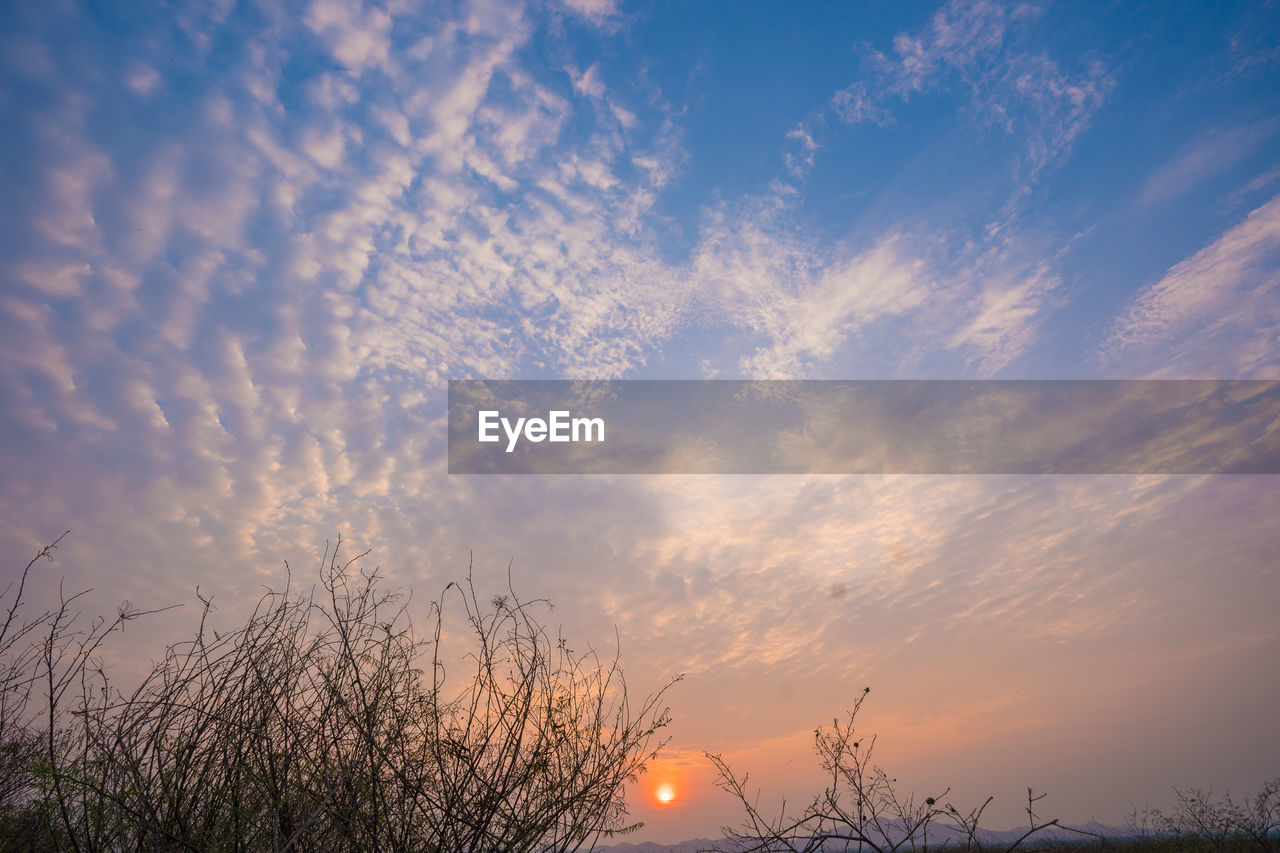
left=2, top=0, right=1279, bottom=846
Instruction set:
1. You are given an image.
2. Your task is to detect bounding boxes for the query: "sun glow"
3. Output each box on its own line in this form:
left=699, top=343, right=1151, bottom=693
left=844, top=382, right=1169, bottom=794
left=655, top=782, right=676, bottom=805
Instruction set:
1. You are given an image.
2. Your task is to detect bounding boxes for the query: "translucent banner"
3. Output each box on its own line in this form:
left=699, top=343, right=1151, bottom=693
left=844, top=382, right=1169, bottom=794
left=447, top=380, right=1280, bottom=474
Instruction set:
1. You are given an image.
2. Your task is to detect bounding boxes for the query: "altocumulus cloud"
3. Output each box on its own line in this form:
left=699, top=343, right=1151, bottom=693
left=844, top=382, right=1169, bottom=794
left=1, top=0, right=1114, bottom=589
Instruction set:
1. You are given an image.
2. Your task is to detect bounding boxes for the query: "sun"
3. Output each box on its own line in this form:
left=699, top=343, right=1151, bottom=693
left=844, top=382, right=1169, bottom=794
left=655, top=782, right=676, bottom=805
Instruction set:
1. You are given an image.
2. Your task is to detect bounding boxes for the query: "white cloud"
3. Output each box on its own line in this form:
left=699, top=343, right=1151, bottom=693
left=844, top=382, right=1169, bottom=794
left=34, top=147, right=112, bottom=251
left=13, top=260, right=92, bottom=299
left=476, top=78, right=570, bottom=167
left=3, top=0, right=1084, bottom=612
left=878, top=0, right=1023, bottom=95
left=304, top=0, right=392, bottom=73
left=831, top=82, right=891, bottom=126
left=1102, top=192, right=1280, bottom=377
left=808, top=0, right=1108, bottom=187
left=782, top=127, right=818, bottom=178
left=125, top=63, right=162, bottom=96
left=691, top=191, right=938, bottom=377
left=947, top=253, right=1059, bottom=374
left=303, top=126, right=347, bottom=168
left=567, top=63, right=605, bottom=99
left=1141, top=121, right=1279, bottom=205
left=559, top=0, right=619, bottom=28
left=1000, top=53, right=1113, bottom=178
left=687, top=184, right=1068, bottom=377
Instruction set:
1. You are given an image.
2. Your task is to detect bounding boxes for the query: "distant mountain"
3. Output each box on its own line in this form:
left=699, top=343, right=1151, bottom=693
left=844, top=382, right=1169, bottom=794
left=599, top=821, right=1131, bottom=851
left=599, top=840, right=721, bottom=853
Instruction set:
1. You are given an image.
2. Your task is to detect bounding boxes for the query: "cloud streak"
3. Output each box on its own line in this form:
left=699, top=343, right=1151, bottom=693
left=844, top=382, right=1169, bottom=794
left=1103, top=193, right=1280, bottom=377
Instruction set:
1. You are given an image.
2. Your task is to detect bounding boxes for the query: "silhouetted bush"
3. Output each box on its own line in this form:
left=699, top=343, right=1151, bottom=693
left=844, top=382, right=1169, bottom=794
left=707, top=687, right=1067, bottom=853
left=1133, top=780, right=1280, bottom=853
left=709, top=688, right=1278, bottom=853
left=0, top=535, right=676, bottom=851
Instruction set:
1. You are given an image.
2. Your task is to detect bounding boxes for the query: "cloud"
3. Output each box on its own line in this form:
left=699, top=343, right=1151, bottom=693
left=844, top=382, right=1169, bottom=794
left=875, top=0, right=1028, bottom=95
left=592, top=471, right=1280, bottom=731
left=0, top=0, right=1085, bottom=615
left=125, top=63, right=162, bottom=96
left=302, top=126, right=348, bottom=168
left=800, top=0, right=1109, bottom=190
left=686, top=186, right=1065, bottom=377
left=748, top=0, right=1109, bottom=369
left=558, top=0, right=619, bottom=29
left=690, top=192, right=931, bottom=377
left=566, top=63, right=606, bottom=99
left=304, top=0, right=392, bottom=73
left=997, top=52, right=1112, bottom=179
left=1102, top=192, right=1280, bottom=376
left=831, top=81, right=891, bottom=127
left=782, top=127, right=818, bottom=178
left=1140, top=121, right=1279, bottom=205
left=946, top=252, right=1059, bottom=374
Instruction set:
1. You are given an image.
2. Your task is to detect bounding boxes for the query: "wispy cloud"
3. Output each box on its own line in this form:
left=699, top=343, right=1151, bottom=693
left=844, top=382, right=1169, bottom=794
left=558, top=0, right=621, bottom=30
left=1102, top=192, right=1280, bottom=377
left=946, top=248, right=1060, bottom=374
left=1141, top=120, right=1280, bottom=205
left=873, top=0, right=1033, bottom=96
left=685, top=185, right=1065, bottom=377
left=831, top=81, right=892, bottom=127
left=793, top=0, right=1110, bottom=190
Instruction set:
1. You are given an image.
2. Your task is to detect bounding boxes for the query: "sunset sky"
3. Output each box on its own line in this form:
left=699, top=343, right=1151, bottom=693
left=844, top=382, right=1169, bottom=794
left=3, top=0, right=1279, bottom=844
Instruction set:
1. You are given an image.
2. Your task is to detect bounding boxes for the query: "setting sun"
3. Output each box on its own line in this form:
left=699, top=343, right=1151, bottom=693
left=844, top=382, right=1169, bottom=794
left=655, top=783, right=677, bottom=805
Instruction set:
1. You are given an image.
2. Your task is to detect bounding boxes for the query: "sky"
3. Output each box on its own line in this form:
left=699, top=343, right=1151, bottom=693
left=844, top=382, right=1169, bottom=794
left=2, top=0, right=1279, bottom=844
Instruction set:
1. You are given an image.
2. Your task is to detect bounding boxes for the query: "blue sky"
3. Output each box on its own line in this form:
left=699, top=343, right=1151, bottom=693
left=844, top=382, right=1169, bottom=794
left=3, top=0, right=1280, bottom=843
